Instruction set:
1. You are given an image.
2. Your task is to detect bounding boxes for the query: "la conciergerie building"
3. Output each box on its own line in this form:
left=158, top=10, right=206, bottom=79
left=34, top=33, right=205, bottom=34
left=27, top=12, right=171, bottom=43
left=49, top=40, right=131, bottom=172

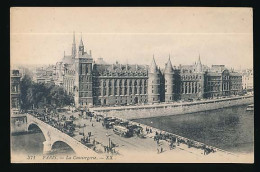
left=52, top=33, right=243, bottom=108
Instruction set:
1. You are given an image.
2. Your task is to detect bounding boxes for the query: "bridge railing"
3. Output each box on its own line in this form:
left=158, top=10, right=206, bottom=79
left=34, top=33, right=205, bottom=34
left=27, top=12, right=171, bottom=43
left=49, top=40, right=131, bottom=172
left=91, top=112, right=238, bottom=157
left=129, top=120, right=238, bottom=157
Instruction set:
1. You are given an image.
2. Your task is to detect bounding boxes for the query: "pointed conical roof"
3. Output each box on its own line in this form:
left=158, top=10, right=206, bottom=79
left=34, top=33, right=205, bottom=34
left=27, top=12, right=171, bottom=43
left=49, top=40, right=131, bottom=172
left=149, top=55, right=158, bottom=73
left=164, top=56, right=173, bottom=73
left=198, top=54, right=202, bottom=65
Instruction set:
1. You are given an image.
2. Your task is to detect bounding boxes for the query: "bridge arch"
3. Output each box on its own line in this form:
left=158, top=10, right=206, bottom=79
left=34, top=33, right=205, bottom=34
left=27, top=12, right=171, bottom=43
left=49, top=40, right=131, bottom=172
left=26, top=114, right=99, bottom=156
left=27, top=122, right=48, bottom=141
left=51, top=141, right=76, bottom=155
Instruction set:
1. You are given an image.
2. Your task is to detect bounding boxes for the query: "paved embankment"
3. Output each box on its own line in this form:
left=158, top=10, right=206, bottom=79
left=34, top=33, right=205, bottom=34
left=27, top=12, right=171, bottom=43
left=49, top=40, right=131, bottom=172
left=90, top=95, right=253, bottom=120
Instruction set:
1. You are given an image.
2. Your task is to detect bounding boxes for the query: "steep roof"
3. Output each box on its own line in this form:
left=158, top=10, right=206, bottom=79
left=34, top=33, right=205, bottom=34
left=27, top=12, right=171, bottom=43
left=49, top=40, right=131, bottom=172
left=62, top=55, right=74, bottom=64
left=149, top=56, right=158, bottom=73
left=164, top=58, right=173, bottom=73
left=207, top=72, right=222, bottom=76
left=93, top=63, right=148, bottom=76
left=95, top=58, right=107, bottom=64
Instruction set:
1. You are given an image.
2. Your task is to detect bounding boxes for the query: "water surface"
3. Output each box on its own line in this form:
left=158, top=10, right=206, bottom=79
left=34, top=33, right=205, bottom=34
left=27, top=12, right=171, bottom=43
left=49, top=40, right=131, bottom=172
left=133, top=105, right=254, bottom=153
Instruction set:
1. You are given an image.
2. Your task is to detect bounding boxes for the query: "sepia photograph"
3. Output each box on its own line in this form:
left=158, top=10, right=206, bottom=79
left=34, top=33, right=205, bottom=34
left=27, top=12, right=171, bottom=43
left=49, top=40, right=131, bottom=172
left=10, top=7, right=254, bottom=163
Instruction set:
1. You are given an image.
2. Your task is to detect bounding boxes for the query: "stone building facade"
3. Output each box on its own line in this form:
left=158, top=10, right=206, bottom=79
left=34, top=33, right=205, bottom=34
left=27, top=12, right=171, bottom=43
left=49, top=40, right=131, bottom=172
left=204, top=65, right=243, bottom=98
left=11, top=70, right=21, bottom=114
left=54, top=33, right=243, bottom=108
left=241, top=69, right=253, bottom=92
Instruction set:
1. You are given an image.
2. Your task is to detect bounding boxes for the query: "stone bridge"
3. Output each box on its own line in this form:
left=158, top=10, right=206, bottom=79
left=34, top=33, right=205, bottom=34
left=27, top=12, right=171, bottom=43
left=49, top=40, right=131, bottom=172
left=26, top=114, right=99, bottom=156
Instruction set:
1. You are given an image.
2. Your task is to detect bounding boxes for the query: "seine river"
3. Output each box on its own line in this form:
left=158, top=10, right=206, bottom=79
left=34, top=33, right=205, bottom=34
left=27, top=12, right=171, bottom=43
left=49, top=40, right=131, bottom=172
left=11, top=104, right=253, bottom=155
left=133, top=104, right=254, bottom=154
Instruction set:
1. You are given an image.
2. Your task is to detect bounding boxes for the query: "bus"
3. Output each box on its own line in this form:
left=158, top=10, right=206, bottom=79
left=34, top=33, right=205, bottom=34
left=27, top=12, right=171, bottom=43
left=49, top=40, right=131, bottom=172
left=113, top=125, right=133, bottom=137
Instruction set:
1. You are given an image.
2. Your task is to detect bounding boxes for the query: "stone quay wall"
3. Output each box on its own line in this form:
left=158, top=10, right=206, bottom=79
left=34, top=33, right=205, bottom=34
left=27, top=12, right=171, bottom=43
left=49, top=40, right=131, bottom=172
left=90, top=95, right=254, bottom=120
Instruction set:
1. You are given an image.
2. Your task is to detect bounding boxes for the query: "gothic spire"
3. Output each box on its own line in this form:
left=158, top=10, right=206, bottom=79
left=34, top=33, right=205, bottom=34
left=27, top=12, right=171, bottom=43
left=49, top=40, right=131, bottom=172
left=72, top=31, right=76, bottom=57
left=78, top=32, right=85, bottom=55
left=198, top=54, right=202, bottom=65
left=196, top=54, right=202, bottom=72
left=79, top=32, right=84, bottom=46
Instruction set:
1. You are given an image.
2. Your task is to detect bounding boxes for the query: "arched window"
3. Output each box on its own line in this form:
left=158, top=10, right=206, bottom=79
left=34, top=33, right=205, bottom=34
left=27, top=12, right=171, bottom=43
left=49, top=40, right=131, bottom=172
left=109, top=80, right=112, bottom=95
left=124, top=80, right=127, bottom=95
left=134, top=80, right=137, bottom=94
left=129, top=86, right=132, bottom=95
left=103, top=87, right=106, bottom=96
left=114, top=79, right=118, bottom=95
left=144, top=80, right=147, bottom=94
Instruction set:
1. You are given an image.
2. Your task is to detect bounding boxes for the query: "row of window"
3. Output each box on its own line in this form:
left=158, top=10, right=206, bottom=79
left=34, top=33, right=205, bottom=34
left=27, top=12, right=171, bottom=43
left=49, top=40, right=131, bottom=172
left=97, top=97, right=148, bottom=105
left=98, top=86, right=147, bottom=96
left=79, top=64, right=92, bottom=75
left=181, top=85, right=201, bottom=94
left=181, top=75, right=202, bottom=80
left=79, top=76, right=92, bottom=82
left=97, top=72, right=147, bottom=77
left=97, top=79, right=148, bottom=87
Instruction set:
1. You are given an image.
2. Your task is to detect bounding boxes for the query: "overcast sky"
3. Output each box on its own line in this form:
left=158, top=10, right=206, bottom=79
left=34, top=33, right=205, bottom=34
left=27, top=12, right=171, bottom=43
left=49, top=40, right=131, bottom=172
left=10, top=7, right=253, bottom=69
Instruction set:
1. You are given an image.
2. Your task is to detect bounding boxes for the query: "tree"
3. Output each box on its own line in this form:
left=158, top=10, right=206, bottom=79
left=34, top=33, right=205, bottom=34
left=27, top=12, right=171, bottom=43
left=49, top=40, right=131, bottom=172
left=49, top=85, right=74, bottom=108
left=20, top=74, right=33, bottom=110
left=20, top=74, right=74, bottom=110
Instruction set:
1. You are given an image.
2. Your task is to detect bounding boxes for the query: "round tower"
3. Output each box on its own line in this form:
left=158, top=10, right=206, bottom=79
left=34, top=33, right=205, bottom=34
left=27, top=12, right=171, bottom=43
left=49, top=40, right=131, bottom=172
left=148, top=56, right=160, bottom=103
left=164, top=56, right=174, bottom=102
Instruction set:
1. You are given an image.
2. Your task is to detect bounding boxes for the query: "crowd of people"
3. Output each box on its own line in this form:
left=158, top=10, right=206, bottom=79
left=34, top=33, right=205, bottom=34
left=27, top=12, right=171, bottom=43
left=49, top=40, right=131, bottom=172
left=152, top=129, right=216, bottom=155
left=28, top=107, right=217, bottom=156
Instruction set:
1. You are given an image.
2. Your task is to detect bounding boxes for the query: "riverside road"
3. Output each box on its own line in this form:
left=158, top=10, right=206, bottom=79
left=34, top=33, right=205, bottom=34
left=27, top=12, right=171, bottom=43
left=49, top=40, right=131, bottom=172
left=12, top=106, right=251, bottom=162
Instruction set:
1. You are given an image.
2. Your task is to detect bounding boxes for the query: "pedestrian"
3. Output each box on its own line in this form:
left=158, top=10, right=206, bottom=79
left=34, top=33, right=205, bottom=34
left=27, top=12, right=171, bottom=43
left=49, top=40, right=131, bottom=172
left=161, top=147, right=163, bottom=153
